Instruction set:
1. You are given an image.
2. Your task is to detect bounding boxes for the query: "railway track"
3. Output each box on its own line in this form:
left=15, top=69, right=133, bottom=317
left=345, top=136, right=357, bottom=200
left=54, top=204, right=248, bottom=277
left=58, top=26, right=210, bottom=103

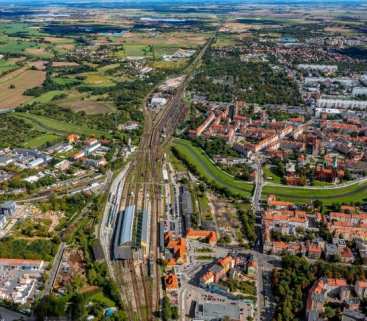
left=111, top=34, right=216, bottom=321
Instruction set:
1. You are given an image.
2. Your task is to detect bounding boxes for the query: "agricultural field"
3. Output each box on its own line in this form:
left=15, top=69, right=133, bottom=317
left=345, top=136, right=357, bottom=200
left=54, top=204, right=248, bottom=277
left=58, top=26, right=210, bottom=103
left=116, top=30, right=210, bottom=57
left=0, top=67, right=46, bottom=109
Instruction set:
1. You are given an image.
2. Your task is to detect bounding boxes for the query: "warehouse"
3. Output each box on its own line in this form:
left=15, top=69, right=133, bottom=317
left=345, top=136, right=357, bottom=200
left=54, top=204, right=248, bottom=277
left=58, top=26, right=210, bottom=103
left=113, top=205, right=135, bottom=260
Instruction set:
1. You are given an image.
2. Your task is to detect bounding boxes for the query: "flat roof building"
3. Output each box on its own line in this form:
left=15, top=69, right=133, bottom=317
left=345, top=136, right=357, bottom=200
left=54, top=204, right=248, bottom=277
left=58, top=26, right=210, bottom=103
left=194, top=302, right=242, bottom=321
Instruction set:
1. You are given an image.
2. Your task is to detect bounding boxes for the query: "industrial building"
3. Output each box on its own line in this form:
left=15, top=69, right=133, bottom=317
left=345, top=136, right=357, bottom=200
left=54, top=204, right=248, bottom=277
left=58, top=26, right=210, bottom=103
left=113, top=205, right=135, bottom=260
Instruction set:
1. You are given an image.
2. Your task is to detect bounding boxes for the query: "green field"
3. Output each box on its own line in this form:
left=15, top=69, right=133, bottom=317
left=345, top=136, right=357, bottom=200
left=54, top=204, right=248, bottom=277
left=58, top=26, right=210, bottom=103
left=0, top=60, right=17, bottom=75
left=13, top=112, right=107, bottom=137
left=27, top=90, right=65, bottom=104
left=22, top=133, right=61, bottom=148
left=263, top=181, right=367, bottom=205
left=0, top=40, right=35, bottom=54
left=172, top=139, right=253, bottom=197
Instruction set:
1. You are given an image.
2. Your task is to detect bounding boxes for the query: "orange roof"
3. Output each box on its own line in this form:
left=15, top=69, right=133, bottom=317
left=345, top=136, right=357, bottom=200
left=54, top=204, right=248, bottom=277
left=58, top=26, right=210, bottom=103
left=67, top=133, right=79, bottom=143
left=356, top=280, right=367, bottom=288
left=186, top=228, right=217, bottom=239
left=273, top=241, right=288, bottom=250
left=307, top=243, right=322, bottom=253
left=217, top=256, right=233, bottom=268
left=165, top=273, right=179, bottom=289
left=327, top=278, right=347, bottom=287
left=0, top=258, right=44, bottom=265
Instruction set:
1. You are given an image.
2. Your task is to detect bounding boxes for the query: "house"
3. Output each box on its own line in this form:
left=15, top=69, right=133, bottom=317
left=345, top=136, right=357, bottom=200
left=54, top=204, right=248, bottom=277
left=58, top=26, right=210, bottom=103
left=67, top=134, right=80, bottom=144
left=306, top=241, right=322, bottom=259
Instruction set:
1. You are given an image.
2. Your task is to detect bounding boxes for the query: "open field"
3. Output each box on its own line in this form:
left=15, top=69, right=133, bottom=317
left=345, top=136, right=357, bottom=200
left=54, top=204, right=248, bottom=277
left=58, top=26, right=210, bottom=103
left=116, top=30, right=209, bottom=57
left=122, top=31, right=209, bottom=47
left=0, top=59, right=17, bottom=75
left=25, top=46, right=53, bottom=59
left=172, top=139, right=253, bottom=197
left=28, top=90, right=65, bottom=105
left=81, top=72, right=116, bottom=87
left=55, top=90, right=116, bottom=114
left=0, top=67, right=46, bottom=109
left=13, top=112, right=107, bottom=137
left=22, top=133, right=61, bottom=148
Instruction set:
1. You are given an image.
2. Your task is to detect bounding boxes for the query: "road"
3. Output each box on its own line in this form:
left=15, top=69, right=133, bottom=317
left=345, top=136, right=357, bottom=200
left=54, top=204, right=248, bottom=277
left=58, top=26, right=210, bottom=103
left=0, top=307, right=32, bottom=321
left=43, top=242, right=66, bottom=295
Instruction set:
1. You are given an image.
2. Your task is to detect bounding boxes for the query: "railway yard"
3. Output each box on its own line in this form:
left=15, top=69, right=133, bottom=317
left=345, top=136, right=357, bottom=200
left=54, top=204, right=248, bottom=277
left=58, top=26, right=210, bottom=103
left=98, top=35, right=215, bottom=320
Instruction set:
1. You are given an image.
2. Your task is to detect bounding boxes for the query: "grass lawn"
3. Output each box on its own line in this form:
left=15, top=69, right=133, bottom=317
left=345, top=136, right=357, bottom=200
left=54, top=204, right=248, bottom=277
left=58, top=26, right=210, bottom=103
left=89, top=291, right=116, bottom=307
left=263, top=165, right=282, bottom=183
left=172, top=138, right=253, bottom=197
left=22, top=133, right=61, bottom=148
left=263, top=181, right=367, bottom=205
left=13, top=112, right=108, bottom=138
left=312, top=180, right=333, bottom=187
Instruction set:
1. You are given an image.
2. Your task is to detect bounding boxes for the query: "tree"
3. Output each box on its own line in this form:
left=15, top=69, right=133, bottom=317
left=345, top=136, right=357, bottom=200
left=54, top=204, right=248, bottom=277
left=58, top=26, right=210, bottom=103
left=67, top=293, right=87, bottom=321
left=34, top=295, right=66, bottom=321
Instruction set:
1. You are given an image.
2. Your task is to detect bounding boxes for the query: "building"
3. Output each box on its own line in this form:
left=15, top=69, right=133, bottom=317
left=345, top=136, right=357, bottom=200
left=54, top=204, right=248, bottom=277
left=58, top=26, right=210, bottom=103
left=0, top=201, right=16, bottom=216
left=186, top=228, right=217, bottom=246
left=164, top=232, right=187, bottom=266
left=0, top=258, right=45, bottom=271
left=164, top=273, right=179, bottom=291
left=113, top=206, right=136, bottom=260
left=0, top=258, right=46, bottom=305
left=194, top=302, right=243, bottom=321
left=298, top=64, right=338, bottom=73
